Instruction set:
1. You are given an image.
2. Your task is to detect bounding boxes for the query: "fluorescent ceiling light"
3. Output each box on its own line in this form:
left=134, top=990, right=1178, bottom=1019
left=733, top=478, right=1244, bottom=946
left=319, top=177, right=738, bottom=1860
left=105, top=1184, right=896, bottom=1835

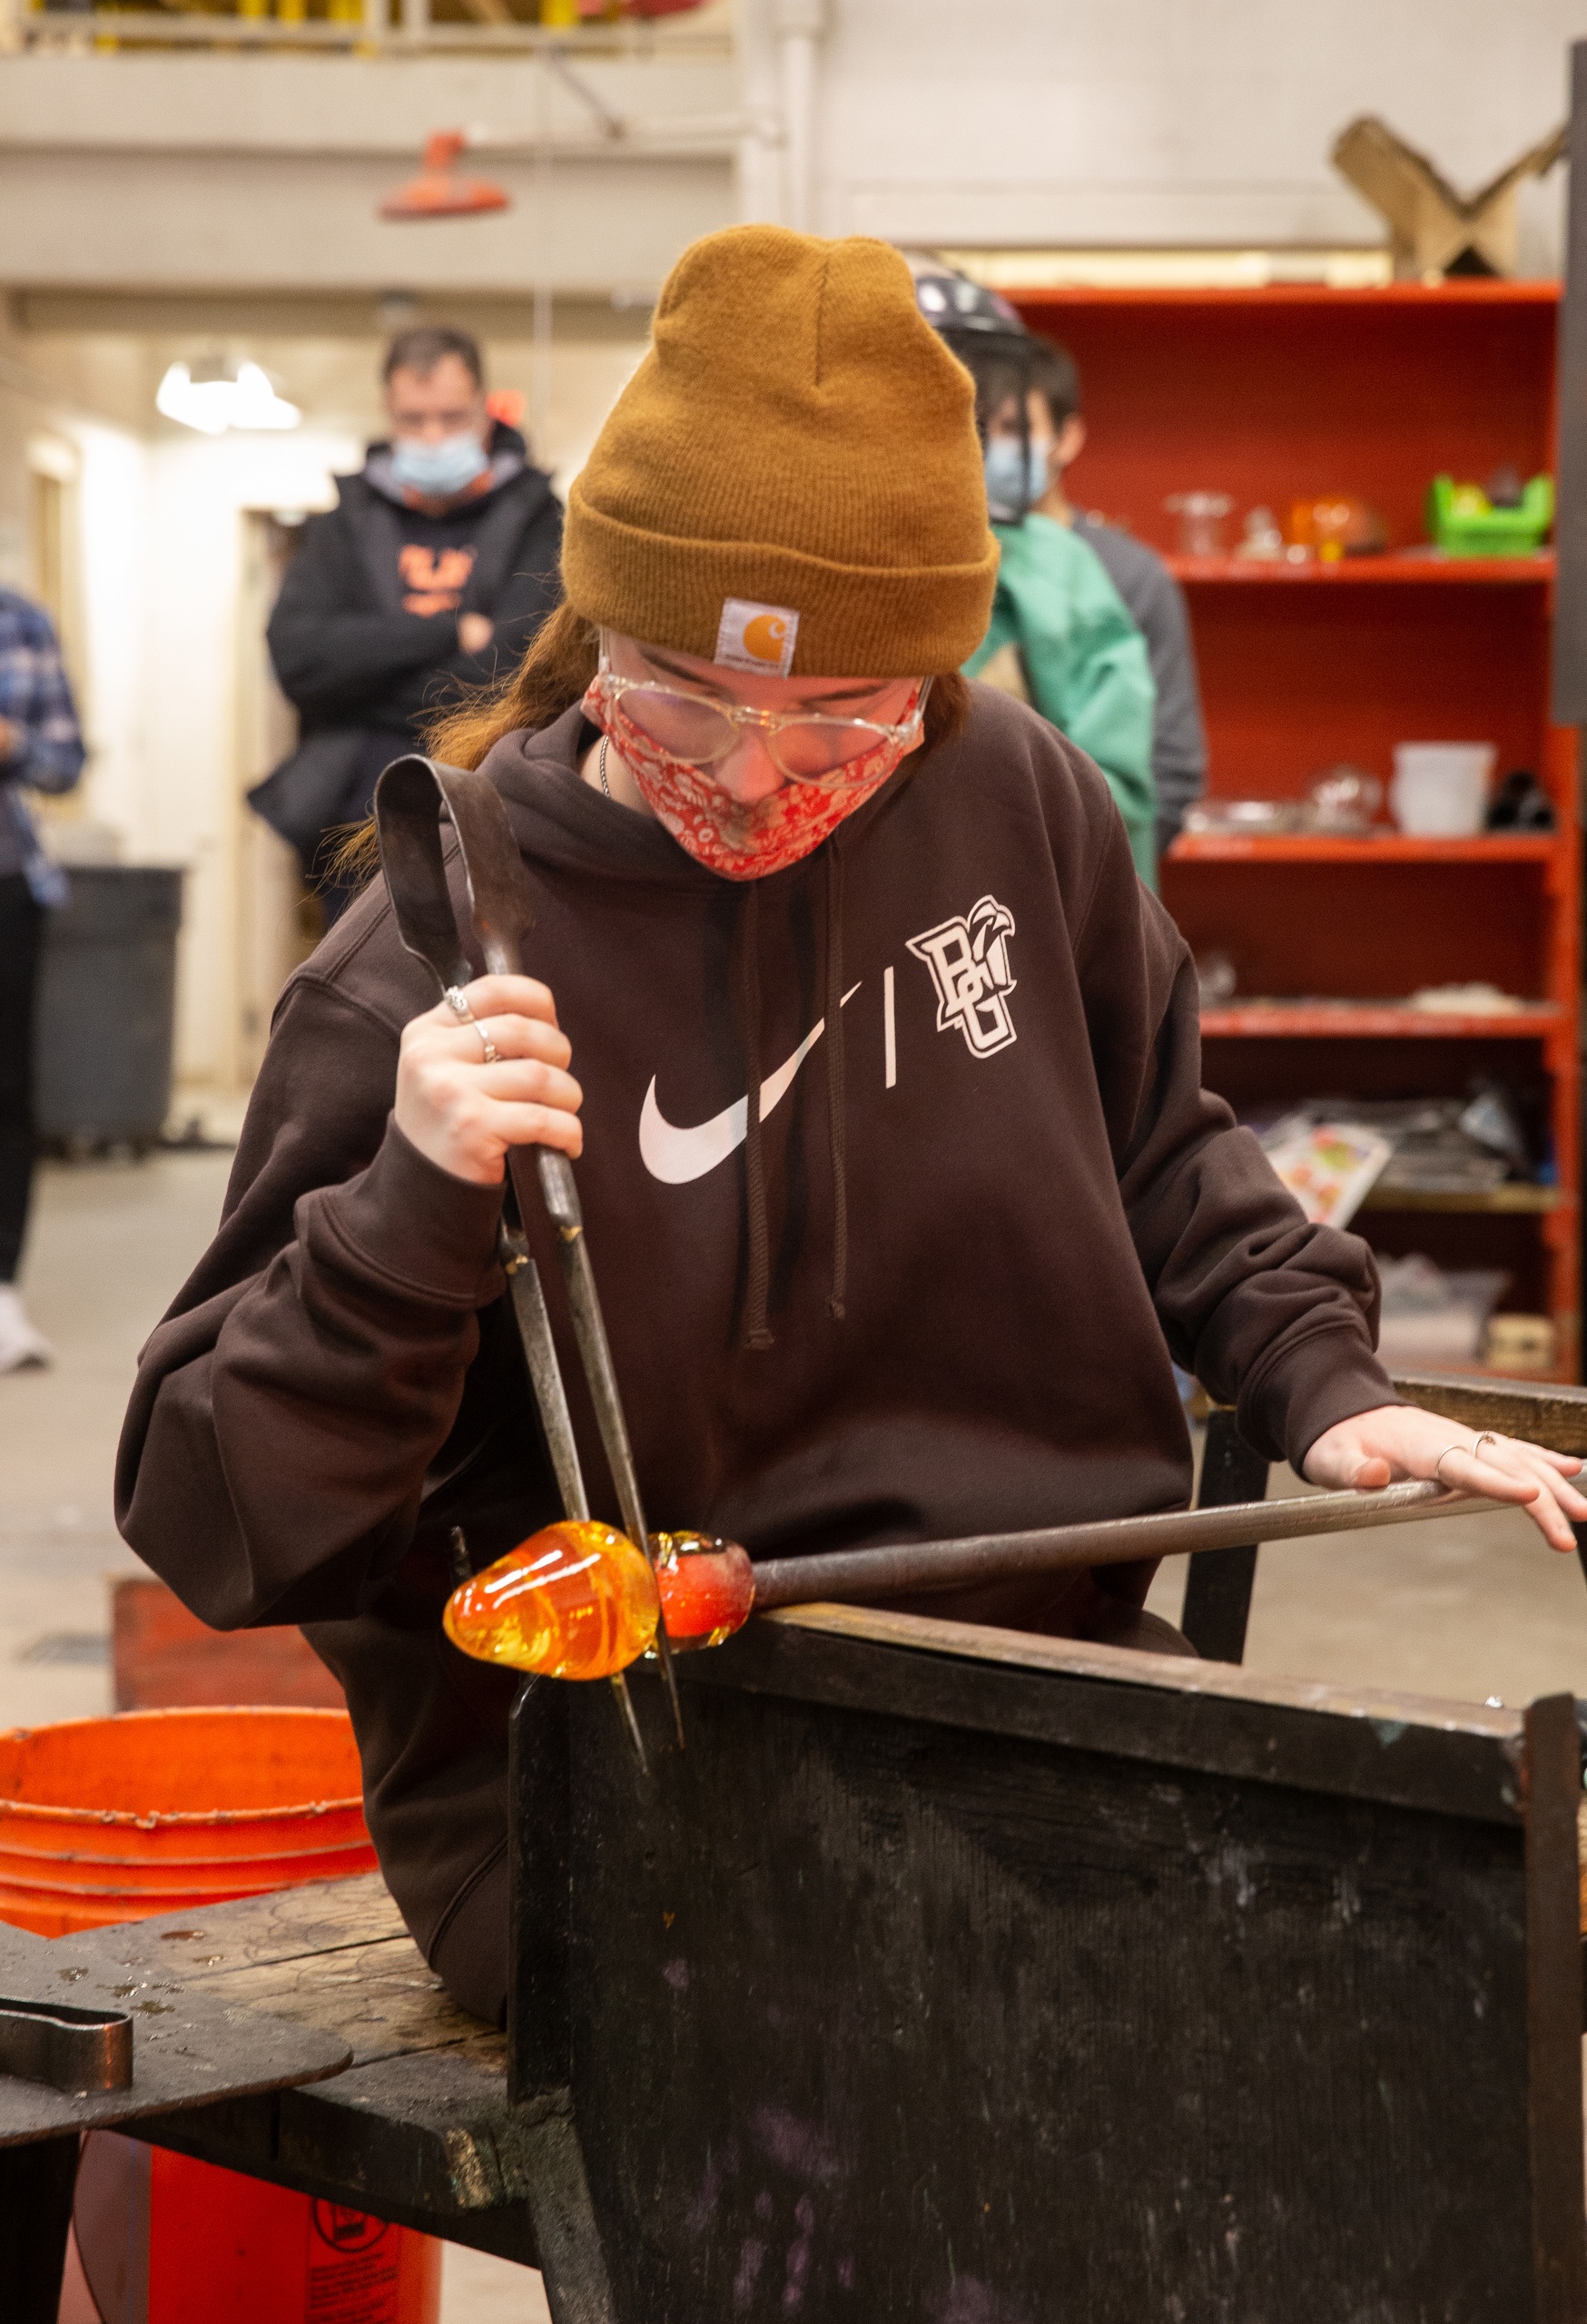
left=156, top=360, right=301, bottom=435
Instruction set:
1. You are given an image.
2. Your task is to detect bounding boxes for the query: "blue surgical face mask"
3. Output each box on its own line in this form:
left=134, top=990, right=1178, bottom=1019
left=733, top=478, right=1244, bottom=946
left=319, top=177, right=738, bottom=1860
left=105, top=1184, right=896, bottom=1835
left=390, top=430, right=489, bottom=497
left=982, top=436, right=1050, bottom=521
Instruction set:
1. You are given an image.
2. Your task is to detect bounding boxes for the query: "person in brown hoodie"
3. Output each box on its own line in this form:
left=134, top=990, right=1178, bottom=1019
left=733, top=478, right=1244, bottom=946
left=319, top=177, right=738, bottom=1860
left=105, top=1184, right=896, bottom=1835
left=116, top=228, right=1585, bottom=2024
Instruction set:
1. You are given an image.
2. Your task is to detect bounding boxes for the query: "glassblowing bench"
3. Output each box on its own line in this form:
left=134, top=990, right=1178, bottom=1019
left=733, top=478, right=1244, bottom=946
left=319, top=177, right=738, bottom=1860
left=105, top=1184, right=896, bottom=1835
left=3, top=1373, right=1584, bottom=2322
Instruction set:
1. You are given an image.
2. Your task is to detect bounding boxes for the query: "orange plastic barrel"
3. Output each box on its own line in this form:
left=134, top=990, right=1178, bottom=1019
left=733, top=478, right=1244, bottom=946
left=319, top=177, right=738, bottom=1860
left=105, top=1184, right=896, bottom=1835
left=0, top=1707, right=376, bottom=1935
left=0, top=1708, right=439, bottom=2324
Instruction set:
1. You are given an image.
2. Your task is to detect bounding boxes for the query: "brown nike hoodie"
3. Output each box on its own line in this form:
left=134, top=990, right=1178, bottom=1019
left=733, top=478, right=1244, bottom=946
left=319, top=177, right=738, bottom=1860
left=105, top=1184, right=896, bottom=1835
left=115, top=687, right=1396, bottom=2019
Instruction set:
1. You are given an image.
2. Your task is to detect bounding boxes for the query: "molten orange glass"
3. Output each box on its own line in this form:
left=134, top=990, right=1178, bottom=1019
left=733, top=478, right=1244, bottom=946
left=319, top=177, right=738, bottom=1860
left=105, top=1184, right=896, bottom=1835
left=653, top=1531, right=755, bottom=1648
left=443, top=1521, right=659, bottom=1680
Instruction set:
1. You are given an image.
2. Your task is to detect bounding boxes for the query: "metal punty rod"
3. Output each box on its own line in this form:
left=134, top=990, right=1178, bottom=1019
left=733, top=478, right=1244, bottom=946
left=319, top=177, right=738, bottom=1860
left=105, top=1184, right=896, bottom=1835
left=750, top=1478, right=1496, bottom=1612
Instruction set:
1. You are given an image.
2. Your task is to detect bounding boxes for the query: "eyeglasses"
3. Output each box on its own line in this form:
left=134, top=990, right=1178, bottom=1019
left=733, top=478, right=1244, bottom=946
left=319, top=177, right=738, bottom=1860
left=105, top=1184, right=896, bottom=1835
left=595, top=660, right=931, bottom=784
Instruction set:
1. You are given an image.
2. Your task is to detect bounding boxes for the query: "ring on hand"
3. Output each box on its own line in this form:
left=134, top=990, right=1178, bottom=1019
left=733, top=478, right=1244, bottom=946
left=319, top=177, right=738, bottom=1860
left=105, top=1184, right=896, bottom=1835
left=1434, top=1442, right=1469, bottom=1488
left=442, top=985, right=500, bottom=1067
left=1472, top=1430, right=1501, bottom=1460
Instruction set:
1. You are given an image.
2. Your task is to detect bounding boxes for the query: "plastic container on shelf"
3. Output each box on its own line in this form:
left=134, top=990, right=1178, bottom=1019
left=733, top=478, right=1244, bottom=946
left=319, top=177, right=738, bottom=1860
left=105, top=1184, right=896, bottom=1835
left=1164, top=490, right=1233, bottom=557
left=1389, top=743, right=1496, bottom=836
left=34, top=864, right=183, bottom=1151
left=1425, top=472, right=1553, bottom=556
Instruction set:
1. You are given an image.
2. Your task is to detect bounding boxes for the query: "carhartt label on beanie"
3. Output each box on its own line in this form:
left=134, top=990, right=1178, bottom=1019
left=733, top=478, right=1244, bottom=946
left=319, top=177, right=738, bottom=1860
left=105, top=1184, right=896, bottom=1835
left=563, top=225, right=998, bottom=677
left=715, top=598, right=799, bottom=677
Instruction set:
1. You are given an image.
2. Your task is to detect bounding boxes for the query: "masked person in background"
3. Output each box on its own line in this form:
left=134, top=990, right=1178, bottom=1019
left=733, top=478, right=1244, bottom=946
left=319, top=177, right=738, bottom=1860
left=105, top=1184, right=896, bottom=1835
left=119, top=229, right=1587, bottom=2024
left=0, top=586, right=84, bottom=1372
left=912, top=267, right=1158, bottom=884
left=255, top=326, right=563, bottom=921
left=1022, top=334, right=1207, bottom=862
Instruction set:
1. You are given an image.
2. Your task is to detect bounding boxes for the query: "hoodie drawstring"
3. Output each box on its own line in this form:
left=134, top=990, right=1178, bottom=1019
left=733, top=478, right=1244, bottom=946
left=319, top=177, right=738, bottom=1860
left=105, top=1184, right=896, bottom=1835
left=737, top=844, right=849, bottom=1350
left=738, top=881, right=774, bottom=1351
left=823, top=839, right=848, bottom=1323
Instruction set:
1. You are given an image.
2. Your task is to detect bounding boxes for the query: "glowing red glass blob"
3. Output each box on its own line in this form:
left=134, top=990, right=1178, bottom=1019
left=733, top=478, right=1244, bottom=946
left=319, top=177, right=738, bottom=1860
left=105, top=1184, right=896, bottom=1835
left=443, top=1520, right=659, bottom=1680
left=652, top=1531, right=755, bottom=1648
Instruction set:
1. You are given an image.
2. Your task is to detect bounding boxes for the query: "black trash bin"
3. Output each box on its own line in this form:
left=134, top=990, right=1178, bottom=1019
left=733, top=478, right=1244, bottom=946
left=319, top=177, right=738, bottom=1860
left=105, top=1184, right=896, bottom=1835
left=34, top=866, right=184, bottom=1152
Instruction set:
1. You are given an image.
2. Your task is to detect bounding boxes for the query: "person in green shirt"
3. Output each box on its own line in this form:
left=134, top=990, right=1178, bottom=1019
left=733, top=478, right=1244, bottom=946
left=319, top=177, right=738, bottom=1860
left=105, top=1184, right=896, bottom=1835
left=912, top=262, right=1158, bottom=882
left=967, top=484, right=1158, bottom=882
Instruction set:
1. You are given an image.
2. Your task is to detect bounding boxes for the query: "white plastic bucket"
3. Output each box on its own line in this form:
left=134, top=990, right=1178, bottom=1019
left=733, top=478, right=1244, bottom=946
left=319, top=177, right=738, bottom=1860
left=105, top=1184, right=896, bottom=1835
left=1389, top=743, right=1495, bottom=837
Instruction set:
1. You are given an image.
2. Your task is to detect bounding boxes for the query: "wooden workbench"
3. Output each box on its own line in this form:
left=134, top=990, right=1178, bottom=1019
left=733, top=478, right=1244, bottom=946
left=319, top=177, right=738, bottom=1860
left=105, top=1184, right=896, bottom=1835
left=0, top=1910, right=354, bottom=2321
left=14, top=1374, right=1587, bottom=2319
left=0, top=1596, right=1568, bottom=2321
left=71, top=1876, right=543, bottom=2265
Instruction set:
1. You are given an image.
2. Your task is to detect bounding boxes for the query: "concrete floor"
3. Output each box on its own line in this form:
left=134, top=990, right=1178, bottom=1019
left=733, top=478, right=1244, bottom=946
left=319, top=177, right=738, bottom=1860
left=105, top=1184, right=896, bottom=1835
left=7, top=1147, right=1587, bottom=2319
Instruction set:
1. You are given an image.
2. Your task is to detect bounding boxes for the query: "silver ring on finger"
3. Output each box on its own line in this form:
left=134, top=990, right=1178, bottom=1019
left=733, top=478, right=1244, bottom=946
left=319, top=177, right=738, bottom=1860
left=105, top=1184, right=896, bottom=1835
left=442, top=985, right=499, bottom=1065
left=1472, top=1430, right=1501, bottom=1461
left=1434, top=1441, right=1471, bottom=1488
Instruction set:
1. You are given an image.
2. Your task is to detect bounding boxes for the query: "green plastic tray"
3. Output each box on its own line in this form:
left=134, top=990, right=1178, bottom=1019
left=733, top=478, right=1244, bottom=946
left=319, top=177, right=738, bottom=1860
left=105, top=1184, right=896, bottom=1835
left=1425, top=472, right=1553, bottom=556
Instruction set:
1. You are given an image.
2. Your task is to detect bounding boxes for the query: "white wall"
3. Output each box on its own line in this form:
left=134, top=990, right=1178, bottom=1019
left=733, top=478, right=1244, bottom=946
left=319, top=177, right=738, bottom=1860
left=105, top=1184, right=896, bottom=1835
left=16, top=403, right=357, bottom=1091
left=133, top=428, right=357, bottom=1088
left=742, top=0, right=1582, bottom=273
left=70, top=424, right=151, bottom=860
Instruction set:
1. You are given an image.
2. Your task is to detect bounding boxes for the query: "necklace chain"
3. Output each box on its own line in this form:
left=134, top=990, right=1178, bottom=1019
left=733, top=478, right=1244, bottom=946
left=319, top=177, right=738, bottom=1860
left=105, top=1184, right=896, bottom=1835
left=598, top=735, right=612, bottom=798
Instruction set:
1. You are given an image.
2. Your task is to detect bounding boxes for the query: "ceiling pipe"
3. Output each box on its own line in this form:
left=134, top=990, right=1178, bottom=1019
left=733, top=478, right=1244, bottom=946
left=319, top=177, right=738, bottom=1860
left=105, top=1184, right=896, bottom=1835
left=773, top=0, right=824, bottom=234
left=542, top=44, right=627, bottom=141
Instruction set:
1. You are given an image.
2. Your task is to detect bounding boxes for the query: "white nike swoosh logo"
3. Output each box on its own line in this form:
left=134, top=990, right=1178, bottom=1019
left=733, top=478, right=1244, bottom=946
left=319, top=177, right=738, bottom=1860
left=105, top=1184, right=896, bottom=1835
left=639, top=985, right=861, bottom=1186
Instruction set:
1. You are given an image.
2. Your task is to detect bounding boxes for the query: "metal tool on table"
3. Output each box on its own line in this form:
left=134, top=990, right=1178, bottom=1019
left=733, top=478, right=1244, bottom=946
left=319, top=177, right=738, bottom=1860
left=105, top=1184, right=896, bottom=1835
left=374, top=753, right=684, bottom=1756
left=0, top=1995, right=132, bottom=2096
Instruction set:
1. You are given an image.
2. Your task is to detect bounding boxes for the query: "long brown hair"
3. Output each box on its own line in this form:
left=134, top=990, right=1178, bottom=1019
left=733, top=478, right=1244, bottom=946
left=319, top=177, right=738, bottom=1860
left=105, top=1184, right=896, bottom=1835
left=330, top=602, right=971, bottom=887
left=428, top=598, right=601, bottom=769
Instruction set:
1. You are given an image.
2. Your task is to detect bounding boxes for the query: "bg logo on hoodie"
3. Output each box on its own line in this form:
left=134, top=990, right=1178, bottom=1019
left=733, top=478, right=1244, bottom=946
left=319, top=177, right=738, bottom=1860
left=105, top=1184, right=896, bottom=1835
left=907, top=895, right=1018, bottom=1059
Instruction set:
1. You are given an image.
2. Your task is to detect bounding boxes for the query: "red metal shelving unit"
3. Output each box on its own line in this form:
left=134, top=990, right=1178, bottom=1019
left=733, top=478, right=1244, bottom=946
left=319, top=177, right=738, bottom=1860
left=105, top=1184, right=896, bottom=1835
left=1009, top=280, right=1580, bottom=1374
left=1163, top=554, right=1555, bottom=586
left=1171, top=833, right=1560, bottom=863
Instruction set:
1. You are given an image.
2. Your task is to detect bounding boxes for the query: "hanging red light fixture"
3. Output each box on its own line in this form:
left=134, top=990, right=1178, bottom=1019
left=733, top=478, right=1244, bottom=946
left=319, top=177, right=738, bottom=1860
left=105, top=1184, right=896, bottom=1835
left=380, top=132, right=510, bottom=222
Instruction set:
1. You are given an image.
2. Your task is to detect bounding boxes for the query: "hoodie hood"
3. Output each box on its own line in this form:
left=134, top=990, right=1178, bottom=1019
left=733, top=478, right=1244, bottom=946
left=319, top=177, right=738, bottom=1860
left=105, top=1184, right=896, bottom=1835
left=488, top=704, right=902, bottom=1340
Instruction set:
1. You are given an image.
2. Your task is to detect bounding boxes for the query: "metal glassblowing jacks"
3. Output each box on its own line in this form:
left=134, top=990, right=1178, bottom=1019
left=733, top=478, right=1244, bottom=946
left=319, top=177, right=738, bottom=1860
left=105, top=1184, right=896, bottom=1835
left=374, top=753, right=685, bottom=1761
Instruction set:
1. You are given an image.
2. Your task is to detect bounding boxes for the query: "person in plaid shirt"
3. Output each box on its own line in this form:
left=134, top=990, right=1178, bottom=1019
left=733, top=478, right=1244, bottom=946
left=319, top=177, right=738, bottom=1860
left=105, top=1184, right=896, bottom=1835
left=0, top=586, right=84, bottom=1372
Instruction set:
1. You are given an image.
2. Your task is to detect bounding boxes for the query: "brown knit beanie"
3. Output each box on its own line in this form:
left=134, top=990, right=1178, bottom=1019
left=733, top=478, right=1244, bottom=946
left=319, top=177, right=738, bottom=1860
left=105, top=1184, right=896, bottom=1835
left=563, top=225, right=998, bottom=678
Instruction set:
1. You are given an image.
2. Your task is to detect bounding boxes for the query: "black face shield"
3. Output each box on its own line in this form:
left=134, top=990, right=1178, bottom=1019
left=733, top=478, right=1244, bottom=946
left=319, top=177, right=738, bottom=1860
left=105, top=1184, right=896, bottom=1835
left=905, top=256, right=1042, bottom=523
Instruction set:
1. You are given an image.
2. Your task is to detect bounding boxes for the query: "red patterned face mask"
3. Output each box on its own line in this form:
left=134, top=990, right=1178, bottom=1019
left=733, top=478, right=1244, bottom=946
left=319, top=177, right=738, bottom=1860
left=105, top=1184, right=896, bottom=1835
left=582, top=679, right=922, bottom=881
